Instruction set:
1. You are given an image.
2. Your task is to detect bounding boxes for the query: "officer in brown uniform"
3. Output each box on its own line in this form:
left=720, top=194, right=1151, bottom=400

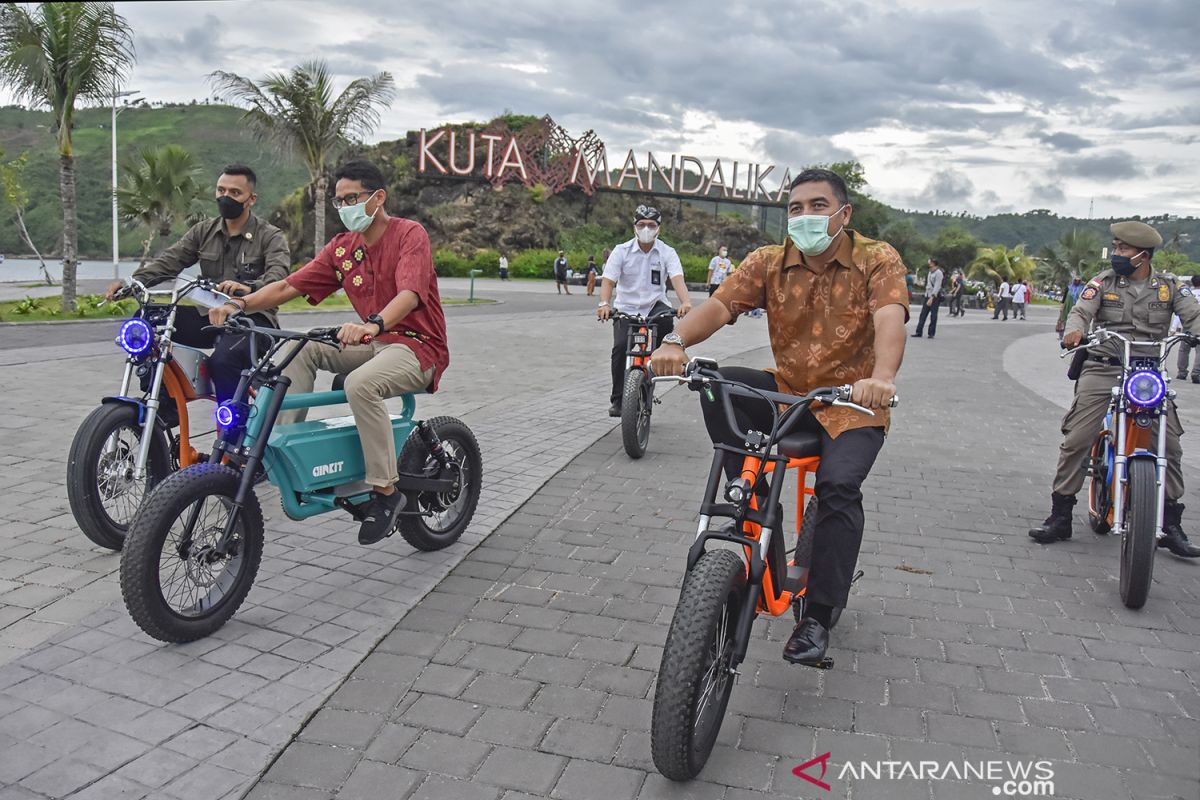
left=1030, top=221, right=1200, bottom=556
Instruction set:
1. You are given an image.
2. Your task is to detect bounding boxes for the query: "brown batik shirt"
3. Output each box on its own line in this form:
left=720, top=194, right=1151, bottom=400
left=712, top=230, right=910, bottom=437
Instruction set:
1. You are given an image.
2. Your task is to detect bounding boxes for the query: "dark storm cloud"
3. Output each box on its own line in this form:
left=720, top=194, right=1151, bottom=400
left=1029, top=181, right=1067, bottom=206
left=910, top=168, right=975, bottom=207
left=1038, top=132, right=1093, bottom=152
left=1055, top=150, right=1143, bottom=180
left=754, top=130, right=856, bottom=170
left=377, top=0, right=1100, bottom=140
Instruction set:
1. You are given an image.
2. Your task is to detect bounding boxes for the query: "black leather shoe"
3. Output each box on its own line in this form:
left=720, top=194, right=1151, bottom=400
left=910, top=333, right=923, bottom=338
left=357, top=489, right=405, bottom=545
left=782, top=618, right=829, bottom=665
left=1177, top=371, right=1189, bottom=380
left=1159, top=528, right=1200, bottom=558
left=608, top=404, right=621, bottom=417
left=1192, top=373, right=1200, bottom=384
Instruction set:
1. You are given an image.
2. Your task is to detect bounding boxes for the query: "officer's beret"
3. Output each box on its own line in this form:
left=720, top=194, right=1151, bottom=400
left=1110, top=221, right=1163, bottom=249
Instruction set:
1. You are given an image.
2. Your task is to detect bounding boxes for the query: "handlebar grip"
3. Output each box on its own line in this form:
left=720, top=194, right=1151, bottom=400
left=889, top=396, right=900, bottom=408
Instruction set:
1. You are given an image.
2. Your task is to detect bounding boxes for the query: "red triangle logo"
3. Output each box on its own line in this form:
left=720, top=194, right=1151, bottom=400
left=793, top=752, right=832, bottom=791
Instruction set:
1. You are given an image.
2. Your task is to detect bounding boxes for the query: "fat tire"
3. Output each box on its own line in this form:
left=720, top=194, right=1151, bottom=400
left=67, top=403, right=171, bottom=551
left=1088, top=432, right=1113, bottom=535
left=621, top=369, right=650, bottom=458
left=120, top=464, right=263, bottom=642
left=1119, top=459, right=1157, bottom=609
left=651, top=549, right=745, bottom=781
left=397, top=417, right=481, bottom=551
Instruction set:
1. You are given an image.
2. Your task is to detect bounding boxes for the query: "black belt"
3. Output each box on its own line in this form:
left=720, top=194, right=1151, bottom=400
left=1088, top=355, right=1121, bottom=367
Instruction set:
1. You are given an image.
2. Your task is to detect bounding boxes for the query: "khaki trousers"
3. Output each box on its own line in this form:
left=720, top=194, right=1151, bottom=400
left=1053, top=365, right=1185, bottom=500
left=279, top=341, right=433, bottom=488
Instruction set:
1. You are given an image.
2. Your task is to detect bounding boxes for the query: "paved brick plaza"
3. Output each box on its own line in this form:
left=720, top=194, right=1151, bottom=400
left=1, top=296, right=1198, bottom=800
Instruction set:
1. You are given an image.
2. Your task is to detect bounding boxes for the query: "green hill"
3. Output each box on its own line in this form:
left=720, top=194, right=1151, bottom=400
left=2, top=104, right=1197, bottom=264
left=0, top=103, right=309, bottom=257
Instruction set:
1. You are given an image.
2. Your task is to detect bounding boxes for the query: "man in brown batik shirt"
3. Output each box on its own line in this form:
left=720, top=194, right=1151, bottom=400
left=651, top=168, right=909, bottom=666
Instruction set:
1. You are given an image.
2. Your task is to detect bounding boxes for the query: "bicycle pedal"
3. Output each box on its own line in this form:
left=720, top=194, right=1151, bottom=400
left=812, top=657, right=835, bottom=670
left=653, top=397, right=662, bottom=405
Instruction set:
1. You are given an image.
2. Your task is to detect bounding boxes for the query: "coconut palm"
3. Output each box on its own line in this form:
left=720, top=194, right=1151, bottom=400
left=967, top=244, right=1036, bottom=284
left=0, top=2, right=135, bottom=311
left=116, top=144, right=204, bottom=267
left=209, top=60, right=395, bottom=256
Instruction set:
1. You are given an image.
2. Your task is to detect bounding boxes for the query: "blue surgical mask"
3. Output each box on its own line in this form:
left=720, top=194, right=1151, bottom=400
left=1110, top=252, right=1143, bottom=277
left=338, top=191, right=380, bottom=233
left=787, top=205, right=847, bottom=256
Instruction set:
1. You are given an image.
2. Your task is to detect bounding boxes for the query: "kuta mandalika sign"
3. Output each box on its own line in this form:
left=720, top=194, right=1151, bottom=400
left=416, top=115, right=794, bottom=204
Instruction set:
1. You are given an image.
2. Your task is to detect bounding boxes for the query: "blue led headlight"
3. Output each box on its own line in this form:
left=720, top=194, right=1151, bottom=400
left=1124, top=370, right=1166, bottom=407
left=215, top=403, right=236, bottom=428
left=116, top=318, right=153, bottom=356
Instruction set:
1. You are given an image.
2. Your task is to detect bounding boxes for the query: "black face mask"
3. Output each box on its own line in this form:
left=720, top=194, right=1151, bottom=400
left=217, top=196, right=245, bottom=220
left=1111, top=254, right=1139, bottom=277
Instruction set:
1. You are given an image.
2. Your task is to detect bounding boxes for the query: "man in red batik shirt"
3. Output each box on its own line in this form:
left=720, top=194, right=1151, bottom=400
left=209, top=160, right=449, bottom=545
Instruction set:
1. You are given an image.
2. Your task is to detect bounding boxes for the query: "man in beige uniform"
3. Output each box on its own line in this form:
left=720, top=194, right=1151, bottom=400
left=1030, top=221, right=1200, bottom=557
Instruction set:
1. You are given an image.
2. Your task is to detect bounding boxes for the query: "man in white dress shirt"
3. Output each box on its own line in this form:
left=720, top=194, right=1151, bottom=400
left=596, top=205, right=693, bottom=416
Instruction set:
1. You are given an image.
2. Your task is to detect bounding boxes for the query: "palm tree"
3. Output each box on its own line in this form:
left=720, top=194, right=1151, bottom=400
left=0, top=2, right=135, bottom=311
left=967, top=244, right=1036, bottom=284
left=116, top=144, right=204, bottom=267
left=209, top=60, right=395, bottom=256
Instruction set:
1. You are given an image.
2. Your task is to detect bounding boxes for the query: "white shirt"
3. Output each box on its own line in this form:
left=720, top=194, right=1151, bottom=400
left=708, top=256, right=732, bottom=285
left=602, top=238, right=684, bottom=316
left=1011, top=283, right=1028, bottom=303
left=499, top=256, right=508, bottom=269
left=999, top=281, right=1012, bottom=298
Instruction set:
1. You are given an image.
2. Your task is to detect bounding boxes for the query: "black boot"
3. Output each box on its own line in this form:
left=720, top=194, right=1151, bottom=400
left=1029, top=493, right=1075, bottom=543
left=1159, top=502, right=1200, bottom=558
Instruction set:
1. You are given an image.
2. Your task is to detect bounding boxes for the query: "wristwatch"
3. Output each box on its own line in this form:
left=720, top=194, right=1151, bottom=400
left=662, top=332, right=686, bottom=348
left=598, top=301, right=610, bottom=308
left=366, top=314, right=386, bottom=335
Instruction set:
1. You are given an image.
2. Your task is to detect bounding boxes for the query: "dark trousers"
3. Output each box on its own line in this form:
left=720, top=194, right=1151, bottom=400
left=610, top=301, right=674, bottom=404
left=914, top=295, right=941, bottom=336
left=166, top=307, right=275, bottom=403
left=993, top=297, right=1009, bottom=319
left=698, top=367, right=885, bottom=608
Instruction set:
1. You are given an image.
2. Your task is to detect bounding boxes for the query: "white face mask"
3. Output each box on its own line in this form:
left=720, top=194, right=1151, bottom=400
left=635, top=226, right=658, bottom=245
left=718, top=250, right=728, bottom=257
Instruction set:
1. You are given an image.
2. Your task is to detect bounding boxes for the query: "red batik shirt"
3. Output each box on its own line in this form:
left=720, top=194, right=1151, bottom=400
left=287, top=217, right=450, bottom=391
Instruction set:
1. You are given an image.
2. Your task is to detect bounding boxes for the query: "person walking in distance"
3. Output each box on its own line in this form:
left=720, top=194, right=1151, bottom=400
left=554, top=250, right=571, bottom=295
left=585, top=255, right=598, bottom=296
left=912, top=258, right=943, bottom=338
left=993, top=277, right=1012, bottom=320
left=1011, top=278, right=1029, bottom=320
left=707, top=246, right=732, bottom=296
left=1176, top=275, right=1200, bottom=382
left=498, top=252, right=509, bottom=281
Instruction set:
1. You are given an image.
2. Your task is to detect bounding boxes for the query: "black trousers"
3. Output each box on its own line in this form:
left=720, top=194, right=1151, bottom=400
left=610, top=301, right=674, bottom=404
left=698, top=367, right=885, bottom=608
left=915, top=295, right=941, bottom=336
left=163, top=307, right=275, bottom=403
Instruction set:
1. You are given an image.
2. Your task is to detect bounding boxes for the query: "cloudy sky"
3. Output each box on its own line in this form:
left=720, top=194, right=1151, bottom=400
left=16, top=0, right=1199, bottom=218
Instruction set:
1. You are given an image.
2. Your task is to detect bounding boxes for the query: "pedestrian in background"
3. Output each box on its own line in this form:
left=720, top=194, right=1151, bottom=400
left=585, top=255, right=598, bottom=296
left=912, top=258, right=943, bottom=338
left=554, top=250, right=571, bottom=295
left=993, top=278, right=1011, bottom=320
left=707, top=245, right=732, bottom=296
left=498, top=253, right=509, bottom=281
left=948, top=269, right=966, bottom=316
left=1011, top=278, right=1029, bottom=319
left=1176, top=274, right=1200, bottom=382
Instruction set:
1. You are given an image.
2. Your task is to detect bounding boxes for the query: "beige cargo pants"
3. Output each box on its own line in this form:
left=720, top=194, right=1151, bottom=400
left=279, top=341, right=433, bottom=488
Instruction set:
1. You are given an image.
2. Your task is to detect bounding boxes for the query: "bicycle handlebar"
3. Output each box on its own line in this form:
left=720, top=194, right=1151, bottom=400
left=610, top=309, right=678, bottom=323
left=653, top=358, right=897, bottom=454
left=1061, top=329, right=1199, bottom=358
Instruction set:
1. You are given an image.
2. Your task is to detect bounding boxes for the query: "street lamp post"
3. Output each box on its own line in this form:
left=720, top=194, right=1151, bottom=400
left=111, top=86, right=140, bottom=281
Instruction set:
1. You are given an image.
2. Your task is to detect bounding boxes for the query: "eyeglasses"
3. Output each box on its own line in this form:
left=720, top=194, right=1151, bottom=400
left=331, top=191, right=376, bottom=209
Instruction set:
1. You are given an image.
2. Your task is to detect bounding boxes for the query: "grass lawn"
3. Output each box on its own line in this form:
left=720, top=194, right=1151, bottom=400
left=0, top=292, right=494, bottom=323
